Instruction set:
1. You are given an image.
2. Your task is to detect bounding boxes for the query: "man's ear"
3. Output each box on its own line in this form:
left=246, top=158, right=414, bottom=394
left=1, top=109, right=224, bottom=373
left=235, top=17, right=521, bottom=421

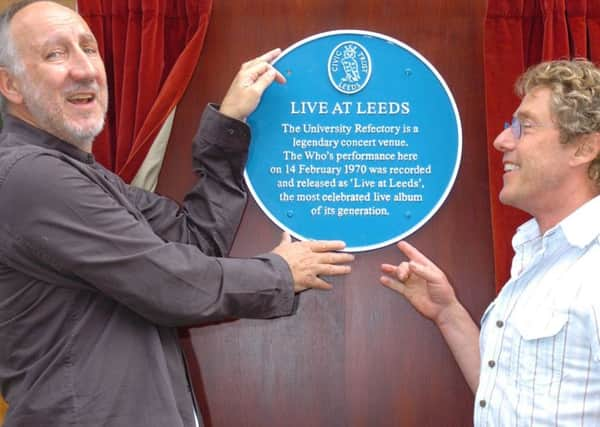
left=572, top=133, right=600, bottom=166
left=0, top=67, right=23, bottom=105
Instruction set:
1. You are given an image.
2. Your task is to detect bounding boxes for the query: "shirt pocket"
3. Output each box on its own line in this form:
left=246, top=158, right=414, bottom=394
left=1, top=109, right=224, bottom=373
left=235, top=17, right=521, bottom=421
left=511, top=307, right=568, bottom=393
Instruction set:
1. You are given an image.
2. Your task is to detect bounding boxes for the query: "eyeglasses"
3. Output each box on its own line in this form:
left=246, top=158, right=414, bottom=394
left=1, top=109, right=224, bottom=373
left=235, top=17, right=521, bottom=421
left=504, top=116, right=555, bottom=140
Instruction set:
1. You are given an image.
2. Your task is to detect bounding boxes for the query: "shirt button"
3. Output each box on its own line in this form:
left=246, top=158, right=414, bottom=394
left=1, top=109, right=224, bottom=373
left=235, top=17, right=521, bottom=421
left=488, top=360, right=496, bottom=368
left=227, top=128, right=235, bottom=135
left=496, top=320, right=504, bottom=328
left=479, top=400, right=487, bottom=408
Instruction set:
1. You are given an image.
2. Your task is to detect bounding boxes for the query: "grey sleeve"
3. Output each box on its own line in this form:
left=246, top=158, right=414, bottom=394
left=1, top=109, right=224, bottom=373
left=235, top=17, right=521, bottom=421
left=121, top=104, right=251, bottom=257
left=0, top=150, right=296, bottom=327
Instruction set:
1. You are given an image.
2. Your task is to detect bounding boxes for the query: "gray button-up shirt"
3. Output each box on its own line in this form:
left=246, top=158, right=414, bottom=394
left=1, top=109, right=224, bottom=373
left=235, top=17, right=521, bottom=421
left=0, top=107, right=296, bottom=427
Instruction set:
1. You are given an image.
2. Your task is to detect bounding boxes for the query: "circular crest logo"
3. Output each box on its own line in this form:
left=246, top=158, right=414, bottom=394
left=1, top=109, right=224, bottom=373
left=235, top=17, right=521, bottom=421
left=327, top=41, right=372, bottom=94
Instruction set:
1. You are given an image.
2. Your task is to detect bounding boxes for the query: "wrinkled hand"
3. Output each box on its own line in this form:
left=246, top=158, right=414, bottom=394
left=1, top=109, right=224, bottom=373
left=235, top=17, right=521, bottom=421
left=380, top=241, right=457, bottom=324
left=219, top=48, right=286, bottom=121
left=271, top=232, right=354, bottom=292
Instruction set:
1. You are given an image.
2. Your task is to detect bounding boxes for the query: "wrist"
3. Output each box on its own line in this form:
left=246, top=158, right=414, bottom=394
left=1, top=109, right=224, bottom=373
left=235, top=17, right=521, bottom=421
left=434, top=300, right=467, bottom=330
left=218, top=105, right=244, bottom=121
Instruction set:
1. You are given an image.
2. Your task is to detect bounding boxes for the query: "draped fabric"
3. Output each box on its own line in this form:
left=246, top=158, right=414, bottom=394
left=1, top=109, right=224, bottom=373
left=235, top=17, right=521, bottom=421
left=78, top=0, right=213, bottom=186
left=484, top=0, right=600, bottom=291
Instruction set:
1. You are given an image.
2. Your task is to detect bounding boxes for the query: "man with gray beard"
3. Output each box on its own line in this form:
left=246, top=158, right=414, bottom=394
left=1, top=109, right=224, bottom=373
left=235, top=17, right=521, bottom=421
left=0, top=1, right=354, bottom=426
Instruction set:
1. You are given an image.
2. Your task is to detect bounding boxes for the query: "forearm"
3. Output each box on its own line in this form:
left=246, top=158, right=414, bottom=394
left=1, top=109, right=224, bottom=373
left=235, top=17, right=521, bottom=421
left=1, top=153, right=295, bottom=326
left=125, top=105, right=250, bottom=254
left=436, top=302, right=481, bottom=393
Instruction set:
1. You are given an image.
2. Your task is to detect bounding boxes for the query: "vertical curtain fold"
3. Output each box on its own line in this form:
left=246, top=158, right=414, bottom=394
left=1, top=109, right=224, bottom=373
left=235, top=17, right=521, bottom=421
left=78, top=0, right=213, bottom=185
left=566, top=1, right=587, bottom=56
left=484, top=0, right=528, bottom=292
left=484, top=0, right=593, bottom=291
left=588, top=2, right=600, bottom=60
left=540, top=0, right=569, bottom=58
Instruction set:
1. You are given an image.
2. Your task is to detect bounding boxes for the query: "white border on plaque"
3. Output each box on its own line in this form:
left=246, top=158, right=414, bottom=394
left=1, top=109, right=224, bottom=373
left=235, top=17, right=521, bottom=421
left=245, top=30, right=462, bottom=252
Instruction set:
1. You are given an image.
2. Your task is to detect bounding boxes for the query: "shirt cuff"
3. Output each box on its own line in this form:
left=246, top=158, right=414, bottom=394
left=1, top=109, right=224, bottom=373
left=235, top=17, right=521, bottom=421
left=194, top=104, right=251, bottom=155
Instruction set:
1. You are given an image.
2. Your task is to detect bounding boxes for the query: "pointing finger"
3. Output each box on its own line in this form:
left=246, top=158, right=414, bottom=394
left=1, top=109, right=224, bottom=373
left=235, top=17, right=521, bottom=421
left=396, top=241, right=436, bottom=267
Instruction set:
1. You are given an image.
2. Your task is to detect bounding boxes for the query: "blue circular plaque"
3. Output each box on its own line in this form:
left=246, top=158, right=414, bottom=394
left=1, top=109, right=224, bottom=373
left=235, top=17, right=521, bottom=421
left=245, top=30, right=462, bottom=252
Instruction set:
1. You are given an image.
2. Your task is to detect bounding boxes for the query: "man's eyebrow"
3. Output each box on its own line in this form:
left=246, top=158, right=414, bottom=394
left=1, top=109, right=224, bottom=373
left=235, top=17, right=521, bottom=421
left=80, top=33, right=98, bottom=44
left=39, top=34, right=67, bottom=51
left=514, top=110, right=537, bottom=121
left=39, top=32, right=98, bottom=49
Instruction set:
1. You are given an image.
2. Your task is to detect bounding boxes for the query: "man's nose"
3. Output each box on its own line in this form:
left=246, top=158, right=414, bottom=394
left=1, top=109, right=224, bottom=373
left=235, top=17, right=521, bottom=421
left=493, top=126, right=517, bottom=152
left=69, top=49, right=99, bottom=81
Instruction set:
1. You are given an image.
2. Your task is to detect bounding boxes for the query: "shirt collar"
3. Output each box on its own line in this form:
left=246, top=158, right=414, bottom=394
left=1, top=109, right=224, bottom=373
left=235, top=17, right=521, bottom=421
left=559, top=195, right=600, bottom=247
left=513, top=195, right=600, bottom=249
left=0, top=114, right=95, bottom=164
left=512, top=217, right=540, bottom=249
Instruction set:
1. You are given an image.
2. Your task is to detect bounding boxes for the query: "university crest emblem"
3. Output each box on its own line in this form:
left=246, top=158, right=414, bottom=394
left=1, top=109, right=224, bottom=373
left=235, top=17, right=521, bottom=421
left=327, top=41, right=371, bottom=94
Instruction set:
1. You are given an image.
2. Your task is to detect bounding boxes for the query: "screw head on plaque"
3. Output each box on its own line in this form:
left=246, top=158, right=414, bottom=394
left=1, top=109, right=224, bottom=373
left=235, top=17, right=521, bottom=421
left=245, top=30, right=462, bottom=252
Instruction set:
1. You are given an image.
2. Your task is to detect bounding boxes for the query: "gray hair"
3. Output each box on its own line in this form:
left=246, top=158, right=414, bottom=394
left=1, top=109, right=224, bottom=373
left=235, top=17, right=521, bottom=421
left=0, top=0, right=48, bottom=113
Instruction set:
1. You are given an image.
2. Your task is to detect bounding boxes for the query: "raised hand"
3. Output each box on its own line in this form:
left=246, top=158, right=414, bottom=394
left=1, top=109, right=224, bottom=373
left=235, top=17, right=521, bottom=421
left=271, top=232, right=354, bottom=292
left=380, top=241, right=458, bottom=323
left=219, top=48, right=286, bottom=121
left=380, top=241, right=482, bottom=392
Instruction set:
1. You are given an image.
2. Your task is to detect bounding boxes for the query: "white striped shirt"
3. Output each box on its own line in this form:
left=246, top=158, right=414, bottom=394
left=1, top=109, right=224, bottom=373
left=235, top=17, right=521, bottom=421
left=474, top=195, right=600, bottom=426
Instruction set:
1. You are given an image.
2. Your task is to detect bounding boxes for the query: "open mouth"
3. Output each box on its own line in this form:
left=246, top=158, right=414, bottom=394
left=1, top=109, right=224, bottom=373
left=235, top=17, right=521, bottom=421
left=504, top=162, right=519, bottom=173
left=67, top=93, right=95, bottom=105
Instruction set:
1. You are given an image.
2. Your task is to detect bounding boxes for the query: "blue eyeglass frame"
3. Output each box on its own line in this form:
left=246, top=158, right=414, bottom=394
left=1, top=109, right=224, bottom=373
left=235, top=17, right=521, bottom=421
left=503, top=116, right=556, bottom=140
left=503, top=117, right=522, bottom=139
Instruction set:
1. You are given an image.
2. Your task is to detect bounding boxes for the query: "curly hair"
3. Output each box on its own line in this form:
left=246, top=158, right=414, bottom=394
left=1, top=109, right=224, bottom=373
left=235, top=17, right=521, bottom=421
left=516, top=59, right=600, bottom=186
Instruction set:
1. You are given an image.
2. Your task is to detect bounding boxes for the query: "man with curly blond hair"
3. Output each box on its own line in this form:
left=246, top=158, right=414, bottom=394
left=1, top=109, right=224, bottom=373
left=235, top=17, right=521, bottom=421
left=380, top=58, right=600, bottom=426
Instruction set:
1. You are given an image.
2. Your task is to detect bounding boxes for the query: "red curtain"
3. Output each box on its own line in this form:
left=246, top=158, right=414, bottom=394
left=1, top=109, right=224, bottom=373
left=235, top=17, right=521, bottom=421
left=78, top=0, right=213, bottom=183
left=484, top=0, right=600, bottom=291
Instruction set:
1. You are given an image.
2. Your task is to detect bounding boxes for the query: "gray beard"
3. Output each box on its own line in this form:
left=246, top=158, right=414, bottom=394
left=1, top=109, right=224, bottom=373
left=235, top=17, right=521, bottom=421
left=20, top=81, right=106, bottom=149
